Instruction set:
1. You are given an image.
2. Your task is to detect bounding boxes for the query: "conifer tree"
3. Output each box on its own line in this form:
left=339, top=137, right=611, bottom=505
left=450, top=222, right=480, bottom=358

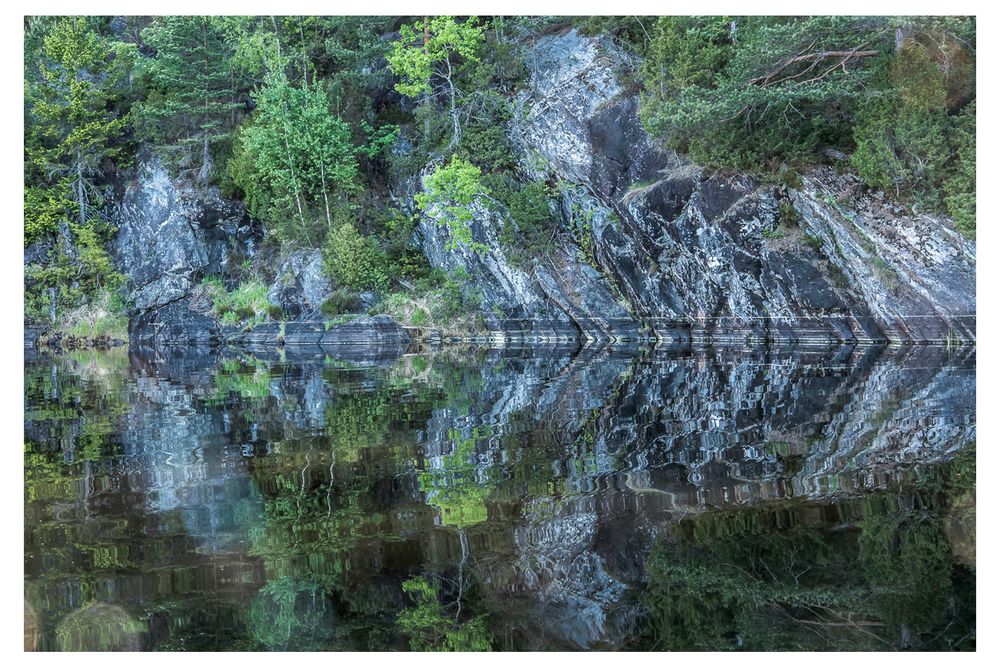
left=136, top=16, right=239, bottom=186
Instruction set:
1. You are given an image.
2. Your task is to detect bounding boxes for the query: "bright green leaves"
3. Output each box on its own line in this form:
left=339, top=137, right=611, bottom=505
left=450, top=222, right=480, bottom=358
left=232, top=75, right=358, bottom=245
left=416, top=157, right=489, bottom=252
left=387, top=16, right=486, bottom=151
left=398, top=576, right=493, bottom=651
left=386, top=17, right=484, bottom=98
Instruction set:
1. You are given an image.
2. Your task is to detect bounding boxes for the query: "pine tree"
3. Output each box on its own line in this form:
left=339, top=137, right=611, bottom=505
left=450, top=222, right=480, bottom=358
left=136, top=16, right=239, bottom=186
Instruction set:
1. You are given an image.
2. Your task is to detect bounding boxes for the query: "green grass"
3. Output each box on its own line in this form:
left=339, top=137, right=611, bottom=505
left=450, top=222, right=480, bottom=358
left=204, top=277, right=280, bottom=327
left=58, top=289, right=129, bottom=342
left=324, top=313, right=361, bottom=330
left=66, top=314, right=128, bottom=340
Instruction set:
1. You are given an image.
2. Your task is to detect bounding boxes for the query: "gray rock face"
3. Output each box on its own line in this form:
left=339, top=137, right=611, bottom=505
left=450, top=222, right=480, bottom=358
left=417, top=171, right=640, bottom=343
left=266, top=249, right=332, bottom=319
left=496, top=29, right=977, bottom=343
left=112, top=158, right=261, bottom=349
left=114, top=160, right=210, bottom=314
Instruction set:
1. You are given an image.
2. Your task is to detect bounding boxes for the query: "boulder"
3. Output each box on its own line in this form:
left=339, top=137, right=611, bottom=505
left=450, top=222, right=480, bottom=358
left=266, top=249, right=332, bottom=319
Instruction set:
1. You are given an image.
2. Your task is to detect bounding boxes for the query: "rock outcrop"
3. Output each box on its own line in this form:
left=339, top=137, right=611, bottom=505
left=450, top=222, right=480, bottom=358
left=415, top=28, right=975, bottom=345
left=113, top=158, right=261, bottom=349
left=266, top=249, right=333, bottom=319
left=109, top=32, right=974, bottom=349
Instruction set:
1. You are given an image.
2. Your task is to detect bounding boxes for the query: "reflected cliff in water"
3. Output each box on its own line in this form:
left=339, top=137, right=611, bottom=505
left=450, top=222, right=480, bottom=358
left=24, top=343, right=975, bottom=651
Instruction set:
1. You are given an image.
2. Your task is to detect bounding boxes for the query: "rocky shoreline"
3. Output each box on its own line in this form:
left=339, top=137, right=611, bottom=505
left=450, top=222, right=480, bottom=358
left=25, top=30, right=976, bottom=352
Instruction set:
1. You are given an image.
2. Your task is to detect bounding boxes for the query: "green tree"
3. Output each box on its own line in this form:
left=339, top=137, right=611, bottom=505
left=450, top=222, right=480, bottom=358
left=387, top=16, right=485, bottom=150
left=232, top=74, right=358, bottom=244
left=416, top=156, right=489, bottom=252
left=641, top=16, right=892, bottom=170
left=26, top=17, right=132, bottom=232
left=24, top=17, right=131, bottom=317
left=136, top=16, right=239, bottom=186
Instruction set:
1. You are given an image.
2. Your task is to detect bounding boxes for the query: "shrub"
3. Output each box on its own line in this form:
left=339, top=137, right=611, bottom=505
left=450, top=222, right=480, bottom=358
left=321, top=288, right=363, bottom=316
left=323, top=222, right=390, bottom=291
left=458, top=116, right=516, bottom=173
left=944, top=101, right=976, bottom=236
left=486, top=173, right=555, bottom=263
left=378, top=269, right=482, bottom=333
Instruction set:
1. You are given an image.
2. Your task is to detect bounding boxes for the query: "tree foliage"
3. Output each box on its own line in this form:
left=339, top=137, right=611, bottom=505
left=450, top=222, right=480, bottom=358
left=640, top=15, right=976, bottom=233
left=135, top=16, right=239, bottom=186
left=231, top=75, right=358, bottom=245
left=24, top=17, right=131, bottom=318
left=387, top=17, right=485, bottom=150
left=416, top=157, right=489, bottom=252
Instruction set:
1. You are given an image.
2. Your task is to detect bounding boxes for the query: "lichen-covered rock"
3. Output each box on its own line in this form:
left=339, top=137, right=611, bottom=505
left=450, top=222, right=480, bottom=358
left=114, top=159, right=210, bottom=313
left=417, top=168, right=639, bottom=342
left=792, top=169, right=976, bottom=342
left=319, top=314, right=411, bottom=347
left=128, top=297, right=219, bottom=350
left=266, top=249, right=332, bottom=319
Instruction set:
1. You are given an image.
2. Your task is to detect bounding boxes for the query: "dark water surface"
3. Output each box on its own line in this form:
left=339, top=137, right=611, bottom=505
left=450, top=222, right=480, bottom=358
left=24, top=343, right=975, bottom=651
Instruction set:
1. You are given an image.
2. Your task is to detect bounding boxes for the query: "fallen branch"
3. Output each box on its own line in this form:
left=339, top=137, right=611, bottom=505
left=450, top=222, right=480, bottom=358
left=750, top=47, right=879, bottom=87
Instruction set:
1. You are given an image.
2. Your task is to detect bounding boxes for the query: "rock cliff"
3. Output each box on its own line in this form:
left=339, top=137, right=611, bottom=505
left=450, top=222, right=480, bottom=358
left=109, top=30, right=975, bottom=348
left=416, top=28, right=976, bottom=344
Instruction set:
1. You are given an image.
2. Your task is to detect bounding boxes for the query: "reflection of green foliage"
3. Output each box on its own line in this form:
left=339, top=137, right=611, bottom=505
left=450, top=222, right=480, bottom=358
left=248, top=471, right=385, bottom=582
left=418, top=429, right=497, bottom=529
left=56, top=603, right=144, bottom=651
left=24, top=351, right=130, bottom=469
left=207, top=357, right=274, bottom=407
left=398, top=576, right=493, bottom=651
left=249, top=577, right=337, bottom=651
left=641, top=449, right=976, bottom=651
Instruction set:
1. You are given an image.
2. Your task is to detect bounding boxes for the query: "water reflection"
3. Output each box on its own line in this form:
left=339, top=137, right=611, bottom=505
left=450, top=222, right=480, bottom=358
left=24, top=343, right=975, bottom=650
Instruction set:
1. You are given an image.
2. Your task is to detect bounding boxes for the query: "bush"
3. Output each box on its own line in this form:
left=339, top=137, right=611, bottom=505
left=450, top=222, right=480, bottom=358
left=640, top=16, right=975, bottom=185
left=378, top=269, right=483, bottom=333
left=944, top=101, right=976, bottom=236
left=320, top=288, right=362, bottom=316
left=24, top=188, right=64, bottom=246
left=486, top=173, right=556, bottom=264
left=323, top=222, right=390, bottom=291
left=458, top=117, right=516, bottom=173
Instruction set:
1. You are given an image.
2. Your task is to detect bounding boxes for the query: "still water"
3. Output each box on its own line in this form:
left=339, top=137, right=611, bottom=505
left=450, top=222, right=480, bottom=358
left=24, top=343, right=975, bottom=651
